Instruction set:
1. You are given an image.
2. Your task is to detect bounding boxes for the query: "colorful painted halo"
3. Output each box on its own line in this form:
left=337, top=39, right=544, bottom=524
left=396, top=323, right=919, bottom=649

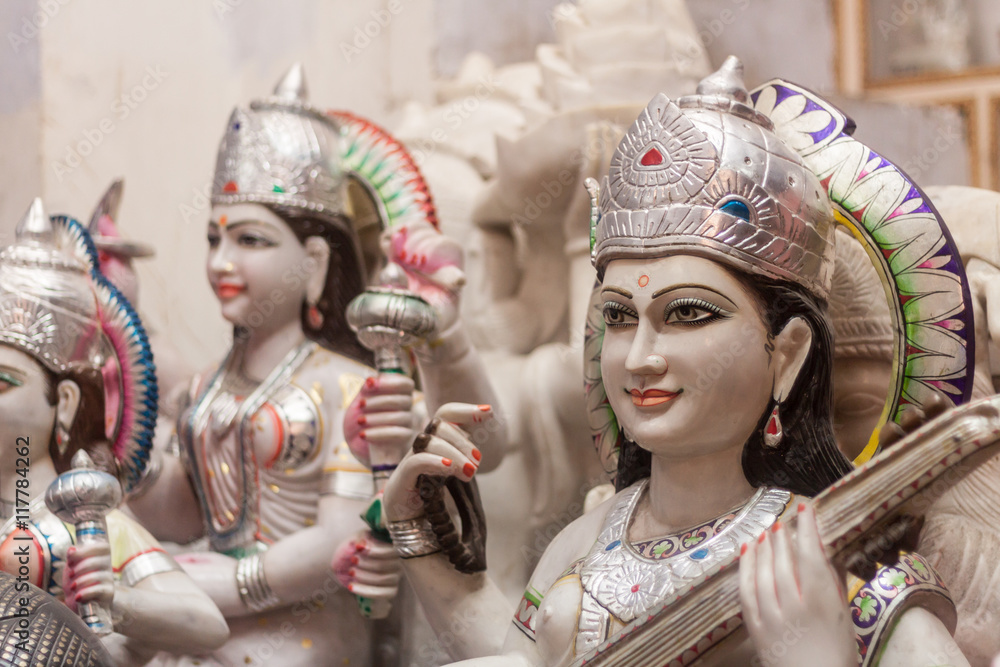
left=750, top=80, right=974, bottom=464
left=52, top=215, right=157, bottom=494
left=329, top=110, right=439, bottom=232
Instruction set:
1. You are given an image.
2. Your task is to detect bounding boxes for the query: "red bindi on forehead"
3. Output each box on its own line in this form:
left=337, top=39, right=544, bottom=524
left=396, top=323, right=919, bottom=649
left=638, top=275, right=649, bottom=288
left=219, top=215, right=228, bottom=227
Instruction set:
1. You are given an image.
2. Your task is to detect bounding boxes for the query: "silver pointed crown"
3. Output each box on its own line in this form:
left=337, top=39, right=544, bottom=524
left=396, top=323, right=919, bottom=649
left=210, top=64, right=349, bottom=229
left=593, top=56, right=835, bottom=299
left=0, top=199, right=104, bottom=372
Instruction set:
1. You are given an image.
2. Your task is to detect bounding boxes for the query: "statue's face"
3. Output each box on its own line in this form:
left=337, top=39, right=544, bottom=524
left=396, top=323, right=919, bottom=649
left=600, top=255, right=774, bottom=459
left=0, top=345, right=56, bottom=465
left=832, top=357, right=891, bottom=461
left=207, top=203, right=311, bottom=331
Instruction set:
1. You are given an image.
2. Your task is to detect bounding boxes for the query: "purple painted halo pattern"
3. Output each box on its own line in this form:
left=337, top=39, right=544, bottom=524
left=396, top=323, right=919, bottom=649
left=750, top=80, right=974, bottom=457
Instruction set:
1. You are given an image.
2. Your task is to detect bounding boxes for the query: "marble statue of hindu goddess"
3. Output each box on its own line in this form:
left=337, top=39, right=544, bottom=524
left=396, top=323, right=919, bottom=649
left=378, top=57, right=975, bottom=666
left=0, top=199, right=228, bottom=665
left=125, top=64, right=505, bottom=666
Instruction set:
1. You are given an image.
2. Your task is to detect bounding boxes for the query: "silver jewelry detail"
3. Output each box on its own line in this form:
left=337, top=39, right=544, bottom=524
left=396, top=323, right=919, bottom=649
left=387, top=517, right=442, bottom=559
left=236, top=552, right=280, bottom=613
left=575, top=480, right=791, bottom=654
left=119, top=549, right=180, bottom=588
left=592, top=56, right=835, bottom=300
left=183, top=340, right=317, bottom=554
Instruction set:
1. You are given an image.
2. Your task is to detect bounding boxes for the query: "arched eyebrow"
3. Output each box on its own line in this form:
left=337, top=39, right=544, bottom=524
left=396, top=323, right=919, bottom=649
left=601, top=286, right=633, bottom=299
left=651, top=284, right=738, bottom=309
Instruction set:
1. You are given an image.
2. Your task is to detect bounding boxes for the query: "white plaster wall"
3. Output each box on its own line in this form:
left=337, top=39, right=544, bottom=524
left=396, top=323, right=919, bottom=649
left=0, top=0, right=43, bottom=243
left=0, top=0, right=433, bottom=370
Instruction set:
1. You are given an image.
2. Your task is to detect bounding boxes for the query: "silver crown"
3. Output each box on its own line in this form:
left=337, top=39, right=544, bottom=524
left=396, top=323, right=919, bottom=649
left=593, top=56, right=835, bottom=299
left=0, top=199, right=105, bottom=373
left=211, top=64, right=349, bottom=230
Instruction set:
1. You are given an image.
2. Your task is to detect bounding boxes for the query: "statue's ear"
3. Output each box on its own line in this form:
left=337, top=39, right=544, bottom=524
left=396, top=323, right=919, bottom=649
left=55, top=379, right=81, bottom=456
left=771, top=317, right=813, bottom=402
left=304, top=236, right=331, bottom=306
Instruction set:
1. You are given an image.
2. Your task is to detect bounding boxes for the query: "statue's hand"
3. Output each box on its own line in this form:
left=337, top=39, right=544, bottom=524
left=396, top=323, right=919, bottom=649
left=63, top=543, right=114, bottom=614
left=331, top=530, right=401, bottom=601
left=344, top=374, right=417, bottom=468
left=385, top=221, right=466, bottom=333
left=382, top=403, right=491, bottom=523
left=740, top=503, right=856, bottom=667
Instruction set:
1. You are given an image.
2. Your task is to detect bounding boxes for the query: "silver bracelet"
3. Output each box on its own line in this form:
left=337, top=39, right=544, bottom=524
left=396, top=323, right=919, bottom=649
left=236, top=553, right=280, bottom=612
left=386, top=517, right=442, bottom=559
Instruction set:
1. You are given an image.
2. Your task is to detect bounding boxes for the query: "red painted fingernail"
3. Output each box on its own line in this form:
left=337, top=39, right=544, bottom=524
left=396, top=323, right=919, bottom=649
left=798, top=502, right=806, bottom=512
left=350, top=556, right=359, bottom=565
left=359, top=398, right=366, bottom=408
left=463, top=463, right=476, bottom=476
left=740, top=543, right=748, bottom=556
left=75, top=593, right=83, bottom=602
left=360, top=430, right=368, bottom=439
left=772, top=522, right=780, bottom=533
left=477, top=405, right=491, bottom=412
left=348, top=569, right=356, bottom=577
left=441, top=458, right=452, bottom=467
left=399, top=250, right=407, bottom=261
left=365, top=377, right=376, bottom=389
left=357, top=416, right=367, bottom=426
left=348, top=583, right=354, bottom=592
left=471, top=449, right=481, bottom=462
left=758, top=532, right=766, bottom=544
left=355, top=541, right=366, bottom=552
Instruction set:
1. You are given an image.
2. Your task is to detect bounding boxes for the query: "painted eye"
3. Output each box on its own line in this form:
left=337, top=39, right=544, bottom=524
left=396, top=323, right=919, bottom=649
left=602, top=302, right=638, bottom=328
left=238, top=233, right=274, bottom=248
left=0, top=371, right=24, bottom=393
left=719, top=199, right=752, bottom=222
left=664, top=298, right=728, bottom=325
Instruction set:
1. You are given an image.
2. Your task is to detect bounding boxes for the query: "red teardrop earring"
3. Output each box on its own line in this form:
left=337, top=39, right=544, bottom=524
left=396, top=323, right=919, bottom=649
left=764, top=403, right=783, bottom=448
left=308, top=304, right=323, bottom=329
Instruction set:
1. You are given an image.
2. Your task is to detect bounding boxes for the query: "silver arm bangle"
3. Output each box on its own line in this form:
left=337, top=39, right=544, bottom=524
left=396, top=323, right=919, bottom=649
left=387, top=517, right=442, bottom=559
left=236, top=553, right=280, bottom=612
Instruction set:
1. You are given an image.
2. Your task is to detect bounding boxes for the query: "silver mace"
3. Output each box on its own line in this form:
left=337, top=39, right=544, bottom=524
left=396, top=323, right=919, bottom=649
left=45, top=450, right=122, bottom=636
left=345, top=262, right=436, bottom=619
left=347, top=263, right=437, bottom=376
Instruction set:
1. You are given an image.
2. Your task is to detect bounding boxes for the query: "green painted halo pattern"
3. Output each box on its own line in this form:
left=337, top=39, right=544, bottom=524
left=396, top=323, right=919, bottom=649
left=750, top=80, right=973, bottom=429
left=329, top=110, right=439, bottom=231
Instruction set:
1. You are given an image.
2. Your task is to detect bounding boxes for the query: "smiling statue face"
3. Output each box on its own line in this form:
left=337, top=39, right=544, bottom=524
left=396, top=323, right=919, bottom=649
left=0, top=345, right=57, bottom=465
left=207, top=203, right=316, bottom=332
left=600, top=255, right=779, bottom=460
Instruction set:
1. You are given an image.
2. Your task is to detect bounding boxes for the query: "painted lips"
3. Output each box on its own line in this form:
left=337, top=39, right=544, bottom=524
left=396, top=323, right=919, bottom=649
left=215, top=281, right=246, bottom=300
left=629, top=388, right=682, bottom=407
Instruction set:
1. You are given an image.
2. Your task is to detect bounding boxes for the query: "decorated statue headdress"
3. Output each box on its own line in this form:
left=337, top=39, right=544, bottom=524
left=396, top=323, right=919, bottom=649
left=0, top=199, right=156, bottom=493
left=585, top=56, right=973, bottom=479
left=211, top=63, right=438, bottom=281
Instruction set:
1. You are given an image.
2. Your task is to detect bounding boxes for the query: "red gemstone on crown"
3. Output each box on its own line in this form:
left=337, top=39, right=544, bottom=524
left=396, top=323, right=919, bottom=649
left=631, top=584, right=640, bottom=593
left=223, top=180, right=239, bottom=193
left=640, top=147, right=664, bottom=166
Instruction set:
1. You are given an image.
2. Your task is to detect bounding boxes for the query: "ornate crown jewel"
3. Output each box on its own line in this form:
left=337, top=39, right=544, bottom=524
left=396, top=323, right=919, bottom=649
left=0, top=199, right=104, bottom=373
left=592, top=56, right=835, bottom=299
left=211, top=63, right=349, bottom=231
